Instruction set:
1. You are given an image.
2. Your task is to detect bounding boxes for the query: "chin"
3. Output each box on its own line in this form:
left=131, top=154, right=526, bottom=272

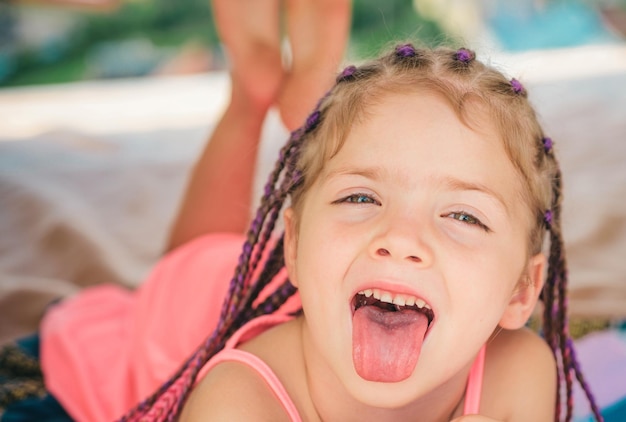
left=346, top=371, right=426, bottom=409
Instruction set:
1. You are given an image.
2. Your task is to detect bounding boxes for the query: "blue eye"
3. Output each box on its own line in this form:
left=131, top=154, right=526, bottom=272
left=446, top=212, right=490, bottom=232
left=336, top=193, right=380, bottom=205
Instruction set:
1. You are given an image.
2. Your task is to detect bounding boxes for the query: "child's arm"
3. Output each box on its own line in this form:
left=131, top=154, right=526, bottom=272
left=179, top=361, right=291, bottom=421
left=479, top=328, right=557, bottom=421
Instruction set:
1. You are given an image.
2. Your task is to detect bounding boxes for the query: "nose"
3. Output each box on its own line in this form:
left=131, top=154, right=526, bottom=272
left=369, top=210, right=434, bottom=266
left=375, top=247, right=423, bottom=263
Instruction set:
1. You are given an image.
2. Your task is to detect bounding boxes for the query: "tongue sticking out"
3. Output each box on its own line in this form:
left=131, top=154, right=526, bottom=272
left=352, top=303, right=429, bottom=382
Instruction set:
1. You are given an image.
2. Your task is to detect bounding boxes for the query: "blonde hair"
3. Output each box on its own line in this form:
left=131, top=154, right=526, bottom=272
left=292, top=46, right=556, bottom=255
left=121, top=45, right=601, bottom=422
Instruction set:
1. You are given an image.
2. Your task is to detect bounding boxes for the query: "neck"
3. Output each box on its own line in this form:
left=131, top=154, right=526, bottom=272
left=297, top=318, right=471, bottom=422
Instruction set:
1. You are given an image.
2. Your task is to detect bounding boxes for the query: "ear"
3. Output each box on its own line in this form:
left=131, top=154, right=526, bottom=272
left=283, top=207, right=299, bottom=287
left=499, top=253, right=547, bottom=330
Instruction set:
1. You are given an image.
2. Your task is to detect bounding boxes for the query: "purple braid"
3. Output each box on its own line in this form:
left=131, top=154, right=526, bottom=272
left=236, top=236, right=297, bottom=325
left=568, top=337, right=604, bottom=420
left=541, top=148, right=604, bottom=421
left=247, top=279, right=300, bottom=321
left=238, top=234, right=287, bottom=318
left=118, top=96, right=325, bottom=421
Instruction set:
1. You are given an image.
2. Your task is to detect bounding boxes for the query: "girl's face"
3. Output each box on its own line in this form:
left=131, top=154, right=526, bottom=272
left=284, top=92, right=545, bottom=407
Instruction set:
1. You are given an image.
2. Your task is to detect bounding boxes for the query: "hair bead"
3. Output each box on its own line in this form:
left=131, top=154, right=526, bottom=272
left=544, top=209, right=553, bottom=229
left=395, top=43, right=417, bottom=58
left=336, top=65, right=357, bottom=83
left=454, top=48, right=475, bottom=64
left=542, top=136, right=553, bottom=153
left=510, top=78, right=525, bottom=95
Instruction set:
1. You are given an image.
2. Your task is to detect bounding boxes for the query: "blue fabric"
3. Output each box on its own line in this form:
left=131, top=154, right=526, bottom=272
left=576, top=321, right=626, bottom=422
left=0, top=334, right=73, bottom=422
left=576, top=397, right=626, bottom=422
left=487, top=0, right=616, bottom=51
left=1, top=394, right=72, bottom=422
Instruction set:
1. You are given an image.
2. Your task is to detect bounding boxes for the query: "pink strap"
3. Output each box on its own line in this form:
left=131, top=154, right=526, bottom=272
left=198, top=315, right=301, bottom=421
left=204, top=315, right=483, bottom=420
left=204, top=349, right=302, bottom=422
left=463, top=344, right=486, bottom=415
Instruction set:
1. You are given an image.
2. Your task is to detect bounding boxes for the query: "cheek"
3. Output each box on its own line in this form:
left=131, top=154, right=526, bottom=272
left=293, top=210, right=363, bottom=319
left=444, top=242, right=522, bottom=310
left=297, top=229, right=345, bottom=284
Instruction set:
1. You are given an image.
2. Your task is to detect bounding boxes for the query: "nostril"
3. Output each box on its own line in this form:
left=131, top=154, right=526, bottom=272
left=376, top=248, right=390, bottom=257
left=407, top=255, right=422, bottom=263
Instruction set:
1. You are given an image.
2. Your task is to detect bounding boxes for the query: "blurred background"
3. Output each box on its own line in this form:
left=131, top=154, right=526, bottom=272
left=0, top=0, right=625, bottom=316
left=0, top=0, right=624, bottom=86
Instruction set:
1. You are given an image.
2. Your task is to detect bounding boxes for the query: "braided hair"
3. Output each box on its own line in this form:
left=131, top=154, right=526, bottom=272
left=119, top=44, right=602, bottom=422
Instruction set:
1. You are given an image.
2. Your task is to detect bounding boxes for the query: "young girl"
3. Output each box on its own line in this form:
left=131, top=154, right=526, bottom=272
left=104, top=44, right=605, bottom=421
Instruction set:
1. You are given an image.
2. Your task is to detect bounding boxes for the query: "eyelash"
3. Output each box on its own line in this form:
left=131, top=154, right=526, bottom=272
left=444, top=211, right=490, bottom=232
left=334, top=193, right=380, bottom=206
left=334, top=195, right=491, bottom=232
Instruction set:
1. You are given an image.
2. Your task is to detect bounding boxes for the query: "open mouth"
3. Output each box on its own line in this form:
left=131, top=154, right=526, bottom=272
left=350, top=288, right=435, bottom=382
left=351, top=289, right=435, bottom=327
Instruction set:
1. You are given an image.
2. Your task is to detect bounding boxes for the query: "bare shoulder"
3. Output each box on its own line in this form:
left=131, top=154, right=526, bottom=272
left=480, top=327, right=557, bottom=421
left=179, top=360, right=290, bottom=422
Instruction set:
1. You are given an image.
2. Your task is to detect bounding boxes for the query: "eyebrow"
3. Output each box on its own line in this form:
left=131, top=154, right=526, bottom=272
left=435, top=175, right=509, bottom=214
left=321, top=166, right=384, bottom=183
left=322, top=166, right=509, bottom=213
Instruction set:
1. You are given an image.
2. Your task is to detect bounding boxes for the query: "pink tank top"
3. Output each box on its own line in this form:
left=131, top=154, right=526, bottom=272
left=41, top=233, right=484, bottom=421
left=201, top=314, right=486, bottom=420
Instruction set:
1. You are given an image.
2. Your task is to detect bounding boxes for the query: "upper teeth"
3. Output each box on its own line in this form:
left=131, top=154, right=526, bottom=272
left=359, top=289, right=431, bottom=310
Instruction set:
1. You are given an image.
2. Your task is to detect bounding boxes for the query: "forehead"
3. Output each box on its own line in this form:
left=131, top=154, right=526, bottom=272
left=320, top=91, right=525, bottom=212
left=326, top=91, right=497, bottom=165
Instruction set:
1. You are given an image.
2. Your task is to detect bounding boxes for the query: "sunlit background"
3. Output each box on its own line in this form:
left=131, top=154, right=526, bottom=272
left=0, top=0, right=624, bottom=87
left=0, top=2, right=625, bottom=419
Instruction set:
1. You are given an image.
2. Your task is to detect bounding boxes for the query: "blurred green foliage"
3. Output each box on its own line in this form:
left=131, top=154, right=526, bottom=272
left=350, top=0, right=444, bottom=57
left=0, top=0, right=443, bottom=87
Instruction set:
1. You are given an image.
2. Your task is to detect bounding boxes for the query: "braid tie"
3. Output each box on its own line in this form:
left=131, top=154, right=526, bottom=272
left=510, top=78, right=526, bottom=96
left=395, top=43, right=417, bottom=58
left=336, top=65, right=357, bottom=83
left=454, top=47, right=475, bottom=64
left=544, top=209, right=553, bottom=231
left=543, top=136, right=554, bottom=154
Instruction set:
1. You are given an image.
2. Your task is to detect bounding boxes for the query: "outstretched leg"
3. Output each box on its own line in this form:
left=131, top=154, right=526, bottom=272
left=167, top=0, right=352, bottom=251
left=278, top=0, right=352, bottom=130
left=166, top=0, right=283, bottom=252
